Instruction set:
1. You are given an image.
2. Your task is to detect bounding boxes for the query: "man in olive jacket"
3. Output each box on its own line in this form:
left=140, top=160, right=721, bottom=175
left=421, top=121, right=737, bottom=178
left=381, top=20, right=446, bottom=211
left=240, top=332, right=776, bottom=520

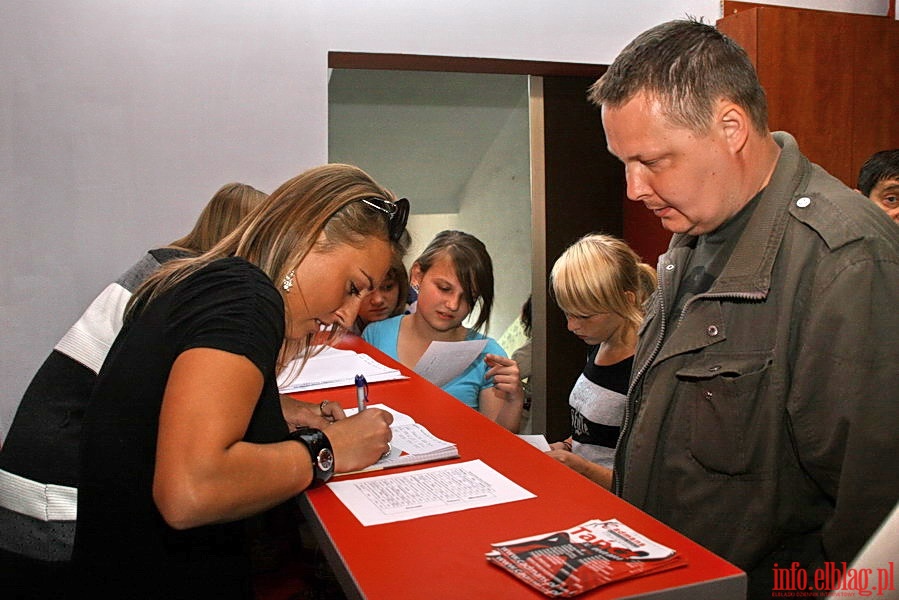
left=590, top=19, right=899, bottom=598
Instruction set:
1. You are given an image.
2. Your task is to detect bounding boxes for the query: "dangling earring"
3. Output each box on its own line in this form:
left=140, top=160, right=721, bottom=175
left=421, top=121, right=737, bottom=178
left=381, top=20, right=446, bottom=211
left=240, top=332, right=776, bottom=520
left=411, top=281, right=420, bottom=293
left=281, top=270, right=295, bottom=293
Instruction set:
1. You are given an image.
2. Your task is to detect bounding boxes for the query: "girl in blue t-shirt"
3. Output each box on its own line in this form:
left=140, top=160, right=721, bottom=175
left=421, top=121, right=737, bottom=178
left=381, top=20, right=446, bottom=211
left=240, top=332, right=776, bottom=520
left=364, top=230, right=525, bottom=432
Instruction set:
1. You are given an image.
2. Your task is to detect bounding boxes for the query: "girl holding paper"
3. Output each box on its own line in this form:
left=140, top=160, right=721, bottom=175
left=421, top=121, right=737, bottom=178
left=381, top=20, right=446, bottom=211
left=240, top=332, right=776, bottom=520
left=363, top=230, right=525, bottom=433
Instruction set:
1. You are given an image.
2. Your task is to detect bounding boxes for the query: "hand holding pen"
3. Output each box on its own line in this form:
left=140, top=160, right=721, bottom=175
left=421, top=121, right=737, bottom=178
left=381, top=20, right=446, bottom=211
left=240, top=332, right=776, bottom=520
left=320, top=407, right=393, bottom=472
left=354, top=373, right=392, bottom=458
left=355, top=374, right=369, bottom=412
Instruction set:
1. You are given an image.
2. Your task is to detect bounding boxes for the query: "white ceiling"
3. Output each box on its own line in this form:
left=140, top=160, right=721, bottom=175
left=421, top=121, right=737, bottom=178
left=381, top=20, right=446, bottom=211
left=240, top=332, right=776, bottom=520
left=328, top=69, right=528, bottom=214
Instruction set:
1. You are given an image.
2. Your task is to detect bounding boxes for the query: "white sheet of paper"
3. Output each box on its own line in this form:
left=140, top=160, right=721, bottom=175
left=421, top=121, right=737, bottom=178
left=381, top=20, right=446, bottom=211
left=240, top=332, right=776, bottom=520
left=517, top=434, right=551, bottom=452
left=344, top=404, right=413, bottom=424
left=326, top=459, right=536, bottom=526
left=413, top=339, right=488, bottom=388
left=277, top=346, right=407, bottom=393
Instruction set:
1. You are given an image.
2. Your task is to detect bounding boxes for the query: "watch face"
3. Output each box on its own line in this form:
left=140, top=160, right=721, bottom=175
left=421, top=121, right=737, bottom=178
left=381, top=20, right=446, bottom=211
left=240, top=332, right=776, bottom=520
left=317, top=448, right=334, bottom=472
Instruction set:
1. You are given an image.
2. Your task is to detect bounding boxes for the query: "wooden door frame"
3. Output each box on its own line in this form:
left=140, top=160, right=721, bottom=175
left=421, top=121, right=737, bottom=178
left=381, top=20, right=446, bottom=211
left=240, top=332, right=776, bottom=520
left=329, top=52, right=606, bottom=77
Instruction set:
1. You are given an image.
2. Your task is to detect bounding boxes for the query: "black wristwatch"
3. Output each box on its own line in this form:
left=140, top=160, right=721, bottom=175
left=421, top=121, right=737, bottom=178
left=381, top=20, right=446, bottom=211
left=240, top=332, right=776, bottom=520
left=288, top=427, right=335, bottom=487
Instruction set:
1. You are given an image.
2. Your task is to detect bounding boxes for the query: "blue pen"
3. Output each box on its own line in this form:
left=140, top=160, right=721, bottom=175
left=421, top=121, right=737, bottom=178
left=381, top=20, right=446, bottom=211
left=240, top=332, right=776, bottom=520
left=355, top=374, right=368, bottom=412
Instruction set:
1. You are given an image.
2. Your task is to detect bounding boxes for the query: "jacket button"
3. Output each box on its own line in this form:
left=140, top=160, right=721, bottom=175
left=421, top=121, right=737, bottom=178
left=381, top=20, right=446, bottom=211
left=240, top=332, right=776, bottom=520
left=665, top=264, right=675, bottom=271
left=705, top=391, right=714, bottom=400
left=707, top=325, right=719, bottom=337
left=709, top=365, right=721, bottom=372
left=796, top=196, right=811, bottom=208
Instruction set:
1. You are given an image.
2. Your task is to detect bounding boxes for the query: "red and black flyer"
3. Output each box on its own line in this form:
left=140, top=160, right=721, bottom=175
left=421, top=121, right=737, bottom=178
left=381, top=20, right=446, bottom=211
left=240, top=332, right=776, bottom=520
left=486, top=519, right=688, bottom=597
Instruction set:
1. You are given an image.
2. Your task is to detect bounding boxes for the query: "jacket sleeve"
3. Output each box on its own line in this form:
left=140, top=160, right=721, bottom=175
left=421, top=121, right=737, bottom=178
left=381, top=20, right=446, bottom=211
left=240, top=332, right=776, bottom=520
left=787, top=243, right=899, bottom=565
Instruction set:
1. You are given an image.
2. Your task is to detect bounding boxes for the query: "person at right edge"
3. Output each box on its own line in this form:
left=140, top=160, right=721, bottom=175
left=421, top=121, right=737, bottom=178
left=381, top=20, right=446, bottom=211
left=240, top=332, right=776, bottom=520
left=856, top=148, right=899, bottom=224
left=588, top=18, right=899, bottom=599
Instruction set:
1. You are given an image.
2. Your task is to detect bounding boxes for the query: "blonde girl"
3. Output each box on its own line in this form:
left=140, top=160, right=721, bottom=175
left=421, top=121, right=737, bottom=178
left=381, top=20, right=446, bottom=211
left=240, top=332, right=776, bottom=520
left=547, top=233, right=656, bottom=489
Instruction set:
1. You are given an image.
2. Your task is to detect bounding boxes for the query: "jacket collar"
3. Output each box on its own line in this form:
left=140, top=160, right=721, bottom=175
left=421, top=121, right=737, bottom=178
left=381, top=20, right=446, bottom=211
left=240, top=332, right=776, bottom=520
left=666, top=132, right=809, bottom=299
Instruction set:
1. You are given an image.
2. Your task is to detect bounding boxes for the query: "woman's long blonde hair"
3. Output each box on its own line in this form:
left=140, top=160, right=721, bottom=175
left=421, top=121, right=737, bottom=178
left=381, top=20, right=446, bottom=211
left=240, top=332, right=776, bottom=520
left=168, top=182, right=268, bottom=252
left=550, top=233, right=656, bottom=338
left=126, top=164, right=402, bottom=371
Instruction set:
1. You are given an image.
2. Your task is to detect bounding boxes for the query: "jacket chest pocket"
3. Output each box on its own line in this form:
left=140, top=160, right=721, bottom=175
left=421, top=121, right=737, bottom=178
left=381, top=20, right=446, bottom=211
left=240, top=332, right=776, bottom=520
left=676, top=351, right=774, bottom=476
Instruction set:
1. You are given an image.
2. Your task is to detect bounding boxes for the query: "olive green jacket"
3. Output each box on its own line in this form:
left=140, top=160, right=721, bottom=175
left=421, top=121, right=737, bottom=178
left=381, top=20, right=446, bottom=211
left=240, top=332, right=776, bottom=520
left=616, top=132, right=899, bottom=586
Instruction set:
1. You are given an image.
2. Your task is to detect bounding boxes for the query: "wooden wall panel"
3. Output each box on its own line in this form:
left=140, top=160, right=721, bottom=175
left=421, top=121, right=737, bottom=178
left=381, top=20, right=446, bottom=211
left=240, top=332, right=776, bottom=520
left=849, top=17, right=899, bottom=185
left=719, top=3, right=899, bottom=187
left=718, top=5, right=759, bottom=63
left=757, top=9, right=853, bottom=182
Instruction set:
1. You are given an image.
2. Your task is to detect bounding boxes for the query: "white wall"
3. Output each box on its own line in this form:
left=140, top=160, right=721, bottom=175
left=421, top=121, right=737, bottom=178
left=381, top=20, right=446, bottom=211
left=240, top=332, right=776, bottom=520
left=456, top=88, right=531, bottom=339
left=0, top=0, right=890, bottom=439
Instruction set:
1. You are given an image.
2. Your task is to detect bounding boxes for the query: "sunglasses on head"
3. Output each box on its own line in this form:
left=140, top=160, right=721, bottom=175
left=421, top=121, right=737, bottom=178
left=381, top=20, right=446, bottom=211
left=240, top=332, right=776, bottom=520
left=359, top=197, right=409, bottom=242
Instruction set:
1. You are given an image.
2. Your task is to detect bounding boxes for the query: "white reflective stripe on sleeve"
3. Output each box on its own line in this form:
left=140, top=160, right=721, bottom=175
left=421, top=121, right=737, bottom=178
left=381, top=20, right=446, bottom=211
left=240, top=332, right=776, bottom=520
left=0, top=469, right=77, bottom=521
left=54, top=282, right=132, bottom=373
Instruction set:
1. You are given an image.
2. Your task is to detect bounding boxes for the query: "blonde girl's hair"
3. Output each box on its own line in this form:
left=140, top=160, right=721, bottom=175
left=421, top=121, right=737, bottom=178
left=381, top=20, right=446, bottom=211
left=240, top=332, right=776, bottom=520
left=126, top=163, right=403, bottom=371
left=168, top=183, right=268, bottom=253
left=550, top=233, right=657, bottom=334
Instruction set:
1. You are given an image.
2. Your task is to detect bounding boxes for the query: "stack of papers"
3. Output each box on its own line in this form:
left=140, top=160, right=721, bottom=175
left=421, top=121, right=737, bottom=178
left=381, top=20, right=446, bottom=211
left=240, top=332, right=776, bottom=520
left=278, top=346, right=406, bottom=393
left=342, top=404, right=459, bottom=472
left=487, top=519, right=687, bottom=597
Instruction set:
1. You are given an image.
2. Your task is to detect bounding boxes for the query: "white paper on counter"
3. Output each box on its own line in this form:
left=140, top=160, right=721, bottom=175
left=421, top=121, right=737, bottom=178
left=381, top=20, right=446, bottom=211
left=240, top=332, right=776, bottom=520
left=278, top=346, right=406, bottom=393
left=326, top=459, right=536, bottom=526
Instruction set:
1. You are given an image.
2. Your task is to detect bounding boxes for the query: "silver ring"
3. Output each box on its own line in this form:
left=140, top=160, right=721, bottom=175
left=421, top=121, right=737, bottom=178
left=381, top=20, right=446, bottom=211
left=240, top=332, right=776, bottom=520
left=319, top=400, right=329, bottom=413
left=381, top=442, right=391, bottom=459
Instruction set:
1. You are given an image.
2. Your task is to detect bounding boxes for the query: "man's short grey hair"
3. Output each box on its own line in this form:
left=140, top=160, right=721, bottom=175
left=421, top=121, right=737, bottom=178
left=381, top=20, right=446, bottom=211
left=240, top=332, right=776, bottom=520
left=589, top=18, right=769, bottom=135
